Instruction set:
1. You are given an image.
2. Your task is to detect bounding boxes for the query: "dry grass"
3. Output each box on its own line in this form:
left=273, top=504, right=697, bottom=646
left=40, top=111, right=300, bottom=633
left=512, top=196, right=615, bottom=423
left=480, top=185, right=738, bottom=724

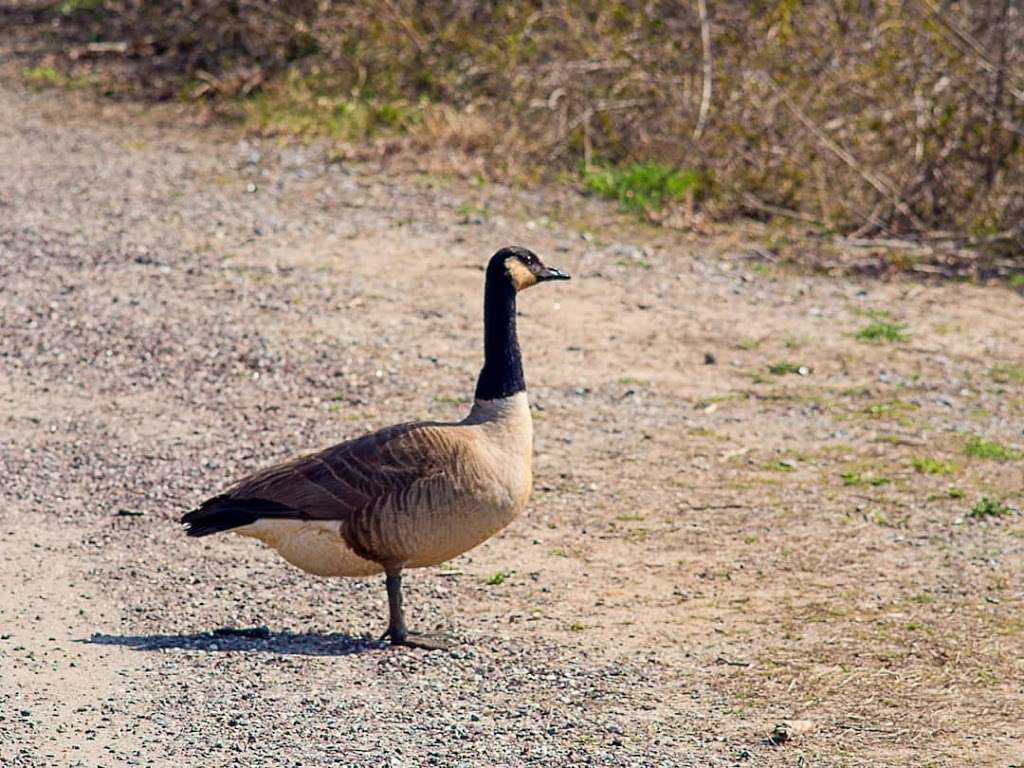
left=7, top=0, right=1023, bottom=257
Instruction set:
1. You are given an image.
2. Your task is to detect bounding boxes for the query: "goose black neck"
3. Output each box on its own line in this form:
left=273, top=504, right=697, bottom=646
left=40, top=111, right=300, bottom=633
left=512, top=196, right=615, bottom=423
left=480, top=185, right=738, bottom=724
left=474, top=271, right=525, bottom=400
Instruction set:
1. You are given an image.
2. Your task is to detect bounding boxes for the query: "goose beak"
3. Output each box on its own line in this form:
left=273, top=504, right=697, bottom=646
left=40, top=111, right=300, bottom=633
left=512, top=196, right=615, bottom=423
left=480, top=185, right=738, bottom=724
left=537, top=265, right=571, bottom=282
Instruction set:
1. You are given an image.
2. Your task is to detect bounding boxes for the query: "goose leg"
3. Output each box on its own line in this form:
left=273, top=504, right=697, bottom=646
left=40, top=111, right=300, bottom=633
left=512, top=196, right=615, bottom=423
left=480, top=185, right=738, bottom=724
left=380, top=570, right=449, bottom=651
left=381, top=571, right=407, bottom=642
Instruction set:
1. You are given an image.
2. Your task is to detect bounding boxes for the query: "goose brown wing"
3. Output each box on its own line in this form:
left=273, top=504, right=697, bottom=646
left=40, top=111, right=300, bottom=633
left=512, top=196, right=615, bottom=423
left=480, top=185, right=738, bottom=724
left=227, top=421, right=460, bottom=521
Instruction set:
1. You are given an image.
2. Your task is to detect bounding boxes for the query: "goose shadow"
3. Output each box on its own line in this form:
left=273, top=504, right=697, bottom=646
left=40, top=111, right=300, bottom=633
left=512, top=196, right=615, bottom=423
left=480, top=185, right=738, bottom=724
left=85, top=626, right=381, bottom=656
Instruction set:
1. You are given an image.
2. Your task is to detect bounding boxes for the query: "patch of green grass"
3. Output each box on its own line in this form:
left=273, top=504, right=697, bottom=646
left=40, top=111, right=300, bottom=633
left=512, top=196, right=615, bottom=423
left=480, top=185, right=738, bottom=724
left=767, top=361, right=808, bottom=376
left=855, top=319, right=909, bottom=344
left=22, top=66, right=63, bottom=85
left=864, top=399, right=919, bottom=420
left=737, top=338, right=763, bottom=350
left=1009, top=273, right=1024, bottom=289
left=59, top=0, right=103, bottom=13
left=241, top=72, right=426, bottom=141
left=991, top=364, right=1024, bottom=385
left=619, top=376, right=646, bottom=388
left=963, top=435, right=1022, bottom=461
left=583, top=163, right=704, bottom=215
left=433, top=394, right=468, bottom=405
left=484, top=570, right=512, bottom=586
left=968, top=497, right=1012, bottom=519
left=21, top=66, right=97, bottom=90
left=616, top=257, right=652, bottom=269
left=865, top=508, right=907, bottom=528
left=840, top=471, right=891, bottom=487
left=947, top=486, right=965, bottom=499
left=455, top=202, right=490, bottom=221
left=912, top=456, right=958, bottom=475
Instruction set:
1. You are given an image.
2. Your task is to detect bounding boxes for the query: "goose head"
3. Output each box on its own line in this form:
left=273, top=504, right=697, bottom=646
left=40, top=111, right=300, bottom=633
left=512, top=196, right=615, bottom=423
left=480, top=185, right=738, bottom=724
left=489, top=246, right=570, bottom=292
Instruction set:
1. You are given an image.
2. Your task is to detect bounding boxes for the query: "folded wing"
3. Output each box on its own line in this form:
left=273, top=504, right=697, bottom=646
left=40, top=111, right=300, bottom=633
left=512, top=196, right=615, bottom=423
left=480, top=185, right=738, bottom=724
left=181, top=421, right=470, bottom=563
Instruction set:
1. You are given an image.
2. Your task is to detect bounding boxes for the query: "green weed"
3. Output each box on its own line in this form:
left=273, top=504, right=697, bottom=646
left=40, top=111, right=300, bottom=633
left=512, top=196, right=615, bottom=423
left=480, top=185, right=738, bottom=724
left=911, top=456, right=958, bottom=475
left=484, top=570, right=512, bottom=586
left=963, top=435, right=1022, bottom=461
left=968, top=497, right=1011, bottom=519
left=865, top=399, right=919, bottom=420
left=455, top=202, right=490, bottom=221
left=991, top=364, right=1024, bottom=385
left=242, top=72, right=425, bottom=141
left=855, top=320, right=909, bottom=344
left=59, top=0, right=103, bottom=13
left=22, top=66, right=63, bottom=85
left=767, top=361, right=808, bottom=376
left=583, top=163, right=703, bottom=215
left=22, top=66, right=97, bottom=90
left=841, top=471, right=891, bottom=487
left=432, top=394, right=468, bottom=406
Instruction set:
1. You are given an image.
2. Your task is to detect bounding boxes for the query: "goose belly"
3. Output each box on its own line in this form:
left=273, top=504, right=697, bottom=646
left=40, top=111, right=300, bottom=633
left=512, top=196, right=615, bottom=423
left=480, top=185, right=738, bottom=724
left=236, top=520, right=383, bottom=577
left=401, top=492, right=526, bottom=569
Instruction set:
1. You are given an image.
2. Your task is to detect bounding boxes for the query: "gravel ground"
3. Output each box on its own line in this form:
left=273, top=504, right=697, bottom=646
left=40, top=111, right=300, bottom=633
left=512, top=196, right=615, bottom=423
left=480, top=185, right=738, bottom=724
left=1, top=80, right=1023, bottom=767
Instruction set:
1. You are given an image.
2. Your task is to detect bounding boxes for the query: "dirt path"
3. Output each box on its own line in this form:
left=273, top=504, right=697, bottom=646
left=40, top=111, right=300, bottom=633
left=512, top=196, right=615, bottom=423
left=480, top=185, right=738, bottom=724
left=2, top=78, right=1023, bottom=767
left=0, top=508, right=149, bottom=766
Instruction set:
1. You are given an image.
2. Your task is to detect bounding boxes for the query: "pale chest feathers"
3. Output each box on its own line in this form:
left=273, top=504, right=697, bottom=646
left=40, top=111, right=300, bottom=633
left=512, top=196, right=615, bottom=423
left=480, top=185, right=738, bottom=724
left=395, top=394, right=533, bottom=569
left=463, top=392, right=534, bottom=512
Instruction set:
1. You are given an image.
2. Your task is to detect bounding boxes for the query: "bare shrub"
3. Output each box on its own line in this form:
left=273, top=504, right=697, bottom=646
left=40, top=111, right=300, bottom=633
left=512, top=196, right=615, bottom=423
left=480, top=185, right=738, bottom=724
left=17, top=0, right=1023, bottom=248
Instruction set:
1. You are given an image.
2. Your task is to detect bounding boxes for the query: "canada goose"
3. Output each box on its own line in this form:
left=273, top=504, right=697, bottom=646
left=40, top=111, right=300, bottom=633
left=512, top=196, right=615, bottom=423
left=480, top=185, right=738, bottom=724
left=181, top=246, right=570, bottom=648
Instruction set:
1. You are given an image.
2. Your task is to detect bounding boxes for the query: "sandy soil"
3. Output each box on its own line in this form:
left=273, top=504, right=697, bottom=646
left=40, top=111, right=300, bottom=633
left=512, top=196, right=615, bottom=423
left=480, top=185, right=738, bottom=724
left=1, top=79, right=1023, bottom=767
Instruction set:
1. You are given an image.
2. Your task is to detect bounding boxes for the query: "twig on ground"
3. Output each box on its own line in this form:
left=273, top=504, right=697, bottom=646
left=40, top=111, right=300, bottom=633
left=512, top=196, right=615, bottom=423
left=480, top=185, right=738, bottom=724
left=743, top=193, right=823, bottom=225
left=683, top=503, right=746, bottom=511
left=715, top=656, right=752, bottom=667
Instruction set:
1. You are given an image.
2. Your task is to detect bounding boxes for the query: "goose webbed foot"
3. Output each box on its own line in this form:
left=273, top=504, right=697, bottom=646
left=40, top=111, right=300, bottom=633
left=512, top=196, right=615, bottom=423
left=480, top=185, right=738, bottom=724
left=384, top=630, right=450, bottom=651
left=380, top=570, right=450, bottom=651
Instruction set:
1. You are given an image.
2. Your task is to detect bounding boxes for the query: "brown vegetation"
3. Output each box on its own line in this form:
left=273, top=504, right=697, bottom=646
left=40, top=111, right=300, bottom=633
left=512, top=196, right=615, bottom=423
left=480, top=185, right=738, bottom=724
left=7, top=0, right=1024, bottom=253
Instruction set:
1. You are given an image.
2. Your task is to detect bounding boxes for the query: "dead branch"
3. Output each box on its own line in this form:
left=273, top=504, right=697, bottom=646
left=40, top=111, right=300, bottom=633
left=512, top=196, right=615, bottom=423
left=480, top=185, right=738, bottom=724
left=742, top=193, right=824, bottom=225
left=759, top=73, right=927, bottom=232
left=693, top=0, right=713, bottom=141
left=914, top=0, right=1024, bottom=102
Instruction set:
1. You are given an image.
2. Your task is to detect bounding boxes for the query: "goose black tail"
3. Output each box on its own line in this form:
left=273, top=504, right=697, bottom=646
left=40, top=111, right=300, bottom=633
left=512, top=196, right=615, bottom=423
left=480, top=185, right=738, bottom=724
left=181, top=494, right=298, bottom=537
